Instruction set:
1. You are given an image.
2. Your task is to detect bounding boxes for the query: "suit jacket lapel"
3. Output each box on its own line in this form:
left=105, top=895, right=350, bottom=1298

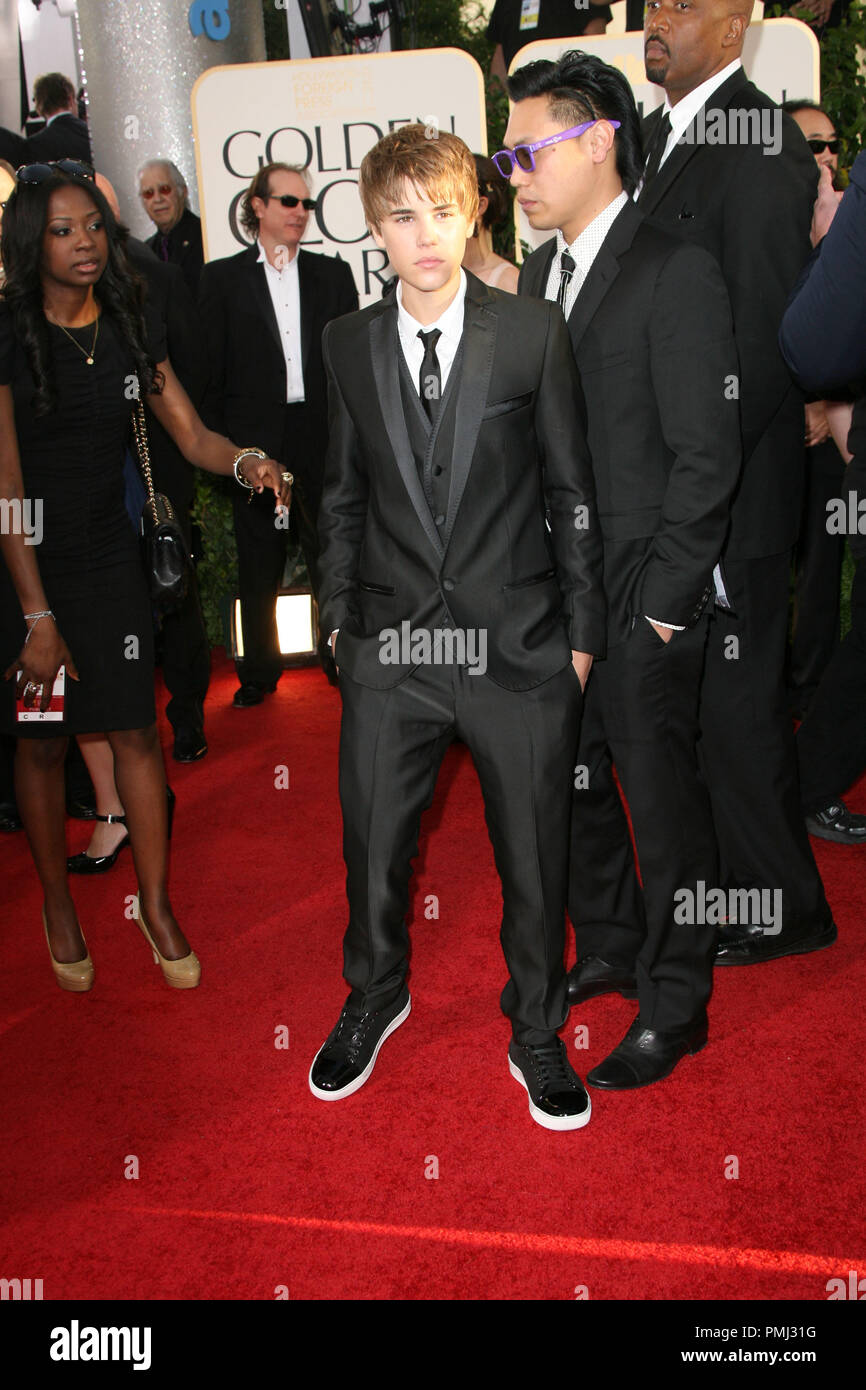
left=638, top=67, right=751, bottom=215
left=245, top=247, right=283, bottom=361
left=520, top=240, right=556, bottom=301
left=298, top=250, right=312, bottom=375
left=444, top=276, right=496, bottom=541
left=369, top=304, right=444, bottom=560
left=565, top=199, right=641, bottom=349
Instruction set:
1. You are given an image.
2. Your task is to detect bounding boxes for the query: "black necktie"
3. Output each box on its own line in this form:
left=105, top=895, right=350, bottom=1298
left=557, top=251, right=576, bottom=311
left=418, top=328, right=442, bottom=422
left=643, top=111, right=672, bottom=188
left=159, top=234, right=170, bottom=262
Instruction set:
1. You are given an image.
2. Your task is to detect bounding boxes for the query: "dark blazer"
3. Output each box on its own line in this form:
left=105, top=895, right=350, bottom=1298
left=638, top=67, right=817, bottom=559
left=125, top=236, right=207, bottom=509
left=0, top=127, right=27, bottom=168
left=145, top=208, right=205, bottom=299
left=520, top=199, right=741, bottom=645
left=198, top=244, right=358, bottom=468
left=317, top=271, right=606, bottom=691
left=780, top=150, right=866, bottom=392
left=26, top=113, right=91, bottom=163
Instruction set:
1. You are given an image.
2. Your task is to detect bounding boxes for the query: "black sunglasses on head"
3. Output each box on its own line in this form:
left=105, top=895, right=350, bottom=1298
left=807, top=138, right=840, bottom=155
left=266, top=193, right=316, bottom=211
left=15, top=159, right=95, bottom=185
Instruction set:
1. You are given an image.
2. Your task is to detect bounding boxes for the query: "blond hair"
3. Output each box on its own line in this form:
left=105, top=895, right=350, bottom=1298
left=359, top=125, right=479, bottom=231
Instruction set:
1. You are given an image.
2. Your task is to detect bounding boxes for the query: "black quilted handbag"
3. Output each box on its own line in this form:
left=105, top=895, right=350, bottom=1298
left=131, top=401, right=191, bottom=612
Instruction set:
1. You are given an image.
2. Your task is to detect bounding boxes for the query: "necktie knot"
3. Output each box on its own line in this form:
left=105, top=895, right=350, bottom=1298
left=643, top=111, right=672, bottom=187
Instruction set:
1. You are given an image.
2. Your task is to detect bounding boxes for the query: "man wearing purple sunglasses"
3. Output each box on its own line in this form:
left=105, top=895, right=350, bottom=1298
left=508, top=50, right=741, bottom=1092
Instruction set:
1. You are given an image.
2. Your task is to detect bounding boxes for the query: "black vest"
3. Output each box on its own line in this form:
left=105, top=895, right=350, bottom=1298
left=397, top=333, right=464, bottom=544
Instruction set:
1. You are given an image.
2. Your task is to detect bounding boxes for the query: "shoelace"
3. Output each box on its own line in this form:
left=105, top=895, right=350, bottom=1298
left=331, top=1007, right=371, bottom=1060
left=528, top=1041, right=575, bottom=1090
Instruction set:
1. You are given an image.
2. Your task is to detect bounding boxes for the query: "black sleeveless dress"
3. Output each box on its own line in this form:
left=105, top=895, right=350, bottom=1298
left=0, top=304, right=164, bottom=737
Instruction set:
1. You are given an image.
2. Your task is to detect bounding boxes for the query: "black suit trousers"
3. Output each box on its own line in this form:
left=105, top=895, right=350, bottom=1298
left=699, top=553, right=828, bottom=923
left=337, top=659, right=582, bottom=1043
left=233, top=405, right=321, bottom=688
left=159, top=509, right=210, bottom=733
left=797, top=554, right=866, bottom=812
left=789, top=438, right=845, bottom=707
left=568, top=617, right=716, bottom=1031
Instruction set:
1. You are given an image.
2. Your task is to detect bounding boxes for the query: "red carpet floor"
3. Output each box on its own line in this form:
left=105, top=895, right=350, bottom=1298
left=2, top=651, right=865, bottom=1301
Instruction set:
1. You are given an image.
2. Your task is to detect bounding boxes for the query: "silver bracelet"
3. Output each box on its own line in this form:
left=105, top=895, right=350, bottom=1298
left=233, top=448, right=265, bottom=489
left=23, top=609, right=54, bottom=644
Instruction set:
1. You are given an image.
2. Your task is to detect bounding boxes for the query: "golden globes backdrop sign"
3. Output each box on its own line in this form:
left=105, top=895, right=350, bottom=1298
left=511, top=18, right=820, bottom=254
left=191, top=49, right=486, bottom=305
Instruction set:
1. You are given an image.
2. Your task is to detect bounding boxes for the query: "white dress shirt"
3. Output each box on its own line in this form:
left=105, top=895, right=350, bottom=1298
left=396, top=268, right=467, bottom=395
left=257, top=240, right=305, bottom=403
left=543, top=190, right=629, bottom=320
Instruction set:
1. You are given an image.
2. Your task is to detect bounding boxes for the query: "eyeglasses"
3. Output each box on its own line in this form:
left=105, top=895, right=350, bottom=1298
left=15, top=159, right=95, bottom=185
left=266, top=194, right=317, bottom=211
left=807, top=138, right=839, bottom=155
left=492, top=120, right=621, bottom=178
left=140, top=183, right=174, bottom=200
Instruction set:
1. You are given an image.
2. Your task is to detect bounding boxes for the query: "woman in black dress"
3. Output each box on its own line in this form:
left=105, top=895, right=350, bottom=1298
left=0, top=163, right=291, bottom=991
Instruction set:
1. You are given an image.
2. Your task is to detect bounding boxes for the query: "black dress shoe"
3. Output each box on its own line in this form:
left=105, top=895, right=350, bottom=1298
left=587, top=1013, right=708, bottom=1090
left=65, top=790, right=97, bottom=820
left=173, top=727, right=208, bottom=762
left=0, top=801, right=22, bottom=833
left=806, top=800, right=866, bottom=845
left=567, top=954, right=638, bottom=1006
left=715, top=911, right=837, bottom=966
left=309, top=988, right=411, bottom=1100
left=232, top=681, right=277, bottom=708
left=67, top=812, right=130, bottom=874
left=508, top=1036, right=591, bottom=1130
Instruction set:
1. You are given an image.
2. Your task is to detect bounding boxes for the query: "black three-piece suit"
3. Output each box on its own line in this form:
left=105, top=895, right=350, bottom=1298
left=317, top=273, right=606, bottom=1041
left=199, top=245, right=358, bottom=686
left=638, top=67, right=832, bottom=934
left=520, top=198, right=741, bottom=1030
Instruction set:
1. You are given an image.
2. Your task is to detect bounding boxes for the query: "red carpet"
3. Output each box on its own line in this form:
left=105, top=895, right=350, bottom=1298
left=2, top=651, right=865, bottom=1301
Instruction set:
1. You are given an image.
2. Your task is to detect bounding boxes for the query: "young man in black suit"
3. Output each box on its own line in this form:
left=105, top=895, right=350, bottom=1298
left=308, top=125, right=606, bottom=1130
left=198, top=163, right=358, bottom=707
left=638, top=0, right=836, bottom=965
left=510, top=52, right=741, bottom=1088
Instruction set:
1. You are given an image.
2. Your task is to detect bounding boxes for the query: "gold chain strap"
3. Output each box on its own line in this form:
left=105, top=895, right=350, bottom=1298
left=131, top=401, right=161, bottom=526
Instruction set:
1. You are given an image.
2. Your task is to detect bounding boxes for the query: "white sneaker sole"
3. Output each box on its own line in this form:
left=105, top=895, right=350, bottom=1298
left=309, top=995, right=411, bottom=1101
left=508, top=1055, right=592, bottom=1131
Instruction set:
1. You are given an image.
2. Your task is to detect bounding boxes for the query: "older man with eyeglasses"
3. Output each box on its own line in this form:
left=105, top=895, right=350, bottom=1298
left=138, top=159, right=204, bottom=298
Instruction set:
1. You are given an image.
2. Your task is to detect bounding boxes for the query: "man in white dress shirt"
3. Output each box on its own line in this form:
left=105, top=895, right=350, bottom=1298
left=199, top=163, right=358, bottom=705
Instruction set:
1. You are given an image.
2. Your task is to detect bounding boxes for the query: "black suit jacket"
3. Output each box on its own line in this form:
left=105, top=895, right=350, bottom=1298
left=145, top=208, right=205, bottom=299
left=520, top=199, right=741, bottom=646
left=317, top=271, right=606, bottom=691
left=638, top=67, right=817, bottom=559
left=25, top=113, right=91, bottom=163
left=125, top=236, right=207, bottom=510
left=198, top=245, right=358, bottom=472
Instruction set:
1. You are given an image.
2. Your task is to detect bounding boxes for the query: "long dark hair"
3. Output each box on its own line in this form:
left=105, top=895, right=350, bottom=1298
left=0, top=170, right=159, bottom=415
left=507, top=50, right=644, bottom=197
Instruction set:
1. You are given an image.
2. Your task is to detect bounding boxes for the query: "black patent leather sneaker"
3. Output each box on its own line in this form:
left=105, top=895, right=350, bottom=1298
left=309, top=989, right=411, bottom=1100
left=806, top=800, right=866, bottom=845
left=508, top=1037, right=592, bottom=1131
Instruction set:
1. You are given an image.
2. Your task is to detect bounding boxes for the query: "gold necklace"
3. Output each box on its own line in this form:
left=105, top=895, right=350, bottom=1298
left=51, top=316, right=99, bottom=366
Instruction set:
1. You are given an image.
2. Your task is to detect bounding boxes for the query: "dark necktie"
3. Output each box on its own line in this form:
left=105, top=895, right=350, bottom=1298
left=643, top=111, right=672, bottom=188
left=557, top=250, right=576, bottom=311
left=159, top=234, right=170, bottom=262
left=418, top=328, right=442, bottom=422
